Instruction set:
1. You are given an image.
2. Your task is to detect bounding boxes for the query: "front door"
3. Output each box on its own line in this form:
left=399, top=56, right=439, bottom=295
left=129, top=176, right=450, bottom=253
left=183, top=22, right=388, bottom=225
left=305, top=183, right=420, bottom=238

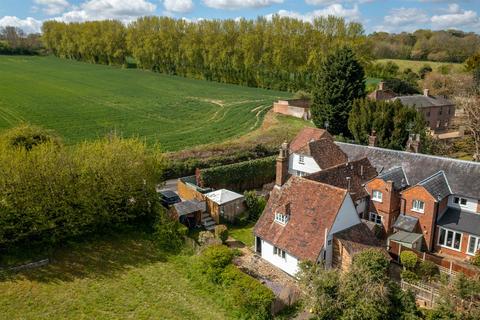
left=256, top=237, right=262, bottom=254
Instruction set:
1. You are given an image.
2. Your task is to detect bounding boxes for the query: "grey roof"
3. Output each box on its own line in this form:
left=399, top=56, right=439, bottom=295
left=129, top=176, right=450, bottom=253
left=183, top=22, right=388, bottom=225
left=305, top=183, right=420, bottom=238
left=173, top=199, right=206, bottom=216
left=389, top=230, right=424, bottom=245
left=418, top=171, right=451, bottom=200
left=393, top=215, right=419, bottom=233
left=437, top=207, right=480, bottom=236
left=393, top=95, right=453, bottom=109
left=206, top=189, right=244, bottom=205
left=378, top=167, right=408, bottom=190
left=336, top=142, right=480, bottom=200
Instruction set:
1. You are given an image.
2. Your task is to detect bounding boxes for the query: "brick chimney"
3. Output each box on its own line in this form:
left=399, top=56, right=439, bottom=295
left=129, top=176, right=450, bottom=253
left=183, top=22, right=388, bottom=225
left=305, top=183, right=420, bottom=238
left=423, top=89, right=430, bottom=97
left=406, top=134, right=421, bottom=153
left=368, top=130, right=378, bottom=147
left=276, top=141, right=290, bottom=187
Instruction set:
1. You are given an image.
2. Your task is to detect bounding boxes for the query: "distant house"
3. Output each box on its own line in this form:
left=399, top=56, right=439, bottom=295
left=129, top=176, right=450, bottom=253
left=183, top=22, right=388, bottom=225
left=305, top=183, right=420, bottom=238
left=285, top=127, right=348, bottom=177
left=392, top=89, right=455, bottom=133
left=205, top=189, right=245, bottom=224
left=368, top=81, right=397, bottom=101
left=273, top=99, right=311, bottom=120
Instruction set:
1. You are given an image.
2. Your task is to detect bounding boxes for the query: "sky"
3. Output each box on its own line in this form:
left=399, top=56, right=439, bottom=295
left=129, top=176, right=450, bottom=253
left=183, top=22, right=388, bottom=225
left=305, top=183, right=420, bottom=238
left=0, top=0, right=479, bottom=34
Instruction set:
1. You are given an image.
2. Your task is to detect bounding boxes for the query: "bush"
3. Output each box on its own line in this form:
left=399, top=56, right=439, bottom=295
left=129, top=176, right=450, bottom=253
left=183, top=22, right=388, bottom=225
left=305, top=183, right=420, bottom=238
left=153, top=210, right=187, bottom=251
left=214, top=225, right=228, bottom=244
left=198, top=231, right=219, bottom=246
left=400, top=251, right=418, bottom=271
left=471, top=250, right=480, bottom=267
left=0, top=123, right=61, bottom=151
left=418, top=260, right=439, bottom=281
left=401, top=270, right=420, bottom=284
left=200, top=245, right=234, bottom=283
left=244, top=191, right=267, bottom=222
left=352, top=249, right=390, bottom=281
left=198, top=156, right=276, bottom=192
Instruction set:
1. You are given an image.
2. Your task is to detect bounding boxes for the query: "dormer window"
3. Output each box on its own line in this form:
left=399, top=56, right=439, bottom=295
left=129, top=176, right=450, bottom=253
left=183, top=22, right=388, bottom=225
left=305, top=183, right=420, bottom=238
left=275, top=212, right=289, bottom=225
left=372, top=190, right=383, bottom=202
left=454, top=197, right=468, bottom=206
left=412, top=200, right=425, bottom=213
left=298, top=155, right=305, bottom=164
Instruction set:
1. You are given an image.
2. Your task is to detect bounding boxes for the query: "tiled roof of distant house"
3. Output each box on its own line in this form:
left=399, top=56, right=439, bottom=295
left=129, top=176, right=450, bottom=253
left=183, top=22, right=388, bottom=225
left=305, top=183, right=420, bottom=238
left=254, top=176, right=348, bottom=262
left=334, top=222, right=390, bottom=258
left=393, top=215, right=419, bottom=233
left=417, top=171, right=451, bottom=200
left=393, top=95, right=453, bottom=108
left=305, top=158, right=377, bottom=202
left=336, top=142, right=480, bottom=199
left=378, top=167, right=409, bottom=191
left=290, top=127, right=348, bottom=169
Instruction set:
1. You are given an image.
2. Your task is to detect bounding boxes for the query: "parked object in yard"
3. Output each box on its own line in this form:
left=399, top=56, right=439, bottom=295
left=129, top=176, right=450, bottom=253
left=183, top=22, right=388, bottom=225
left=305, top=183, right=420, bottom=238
left=159, top=190, right=181, bottom=208
left=205, top=189, right=246, bottom=224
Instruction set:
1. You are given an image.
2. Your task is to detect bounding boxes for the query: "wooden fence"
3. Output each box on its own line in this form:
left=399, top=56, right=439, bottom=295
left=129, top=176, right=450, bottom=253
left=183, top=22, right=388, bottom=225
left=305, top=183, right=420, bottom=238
left=388, top=240, right=479, bottom=278
left=401, top=280, right=439, bottom=309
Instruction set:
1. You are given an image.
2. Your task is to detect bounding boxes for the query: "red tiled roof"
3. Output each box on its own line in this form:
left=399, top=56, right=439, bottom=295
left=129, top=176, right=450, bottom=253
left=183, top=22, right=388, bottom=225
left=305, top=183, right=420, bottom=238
left=290, top=128, right=348, bottom=169
left=305, top=158, right=377, bottom=202
left=334, top=222, right=390, bottom=259
left=254, top=176, right=348, bottom=262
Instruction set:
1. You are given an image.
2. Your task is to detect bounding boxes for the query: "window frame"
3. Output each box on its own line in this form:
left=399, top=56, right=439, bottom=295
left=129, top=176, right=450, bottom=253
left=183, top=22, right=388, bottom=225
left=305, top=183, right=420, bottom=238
left=412, top=199, right=425, bottom=213
left=372, top=190, right=383, bottom=202
left=274, top=212, right=289, bottom=225
left=467, top=235, right=480, bottom=256
left=298, top=155, right=305, bottom=165
left=273, top=246, right=286, bottom=259
left=438, top=227, right=463, bottom=252
left=369, top=212, right=382, bottom=225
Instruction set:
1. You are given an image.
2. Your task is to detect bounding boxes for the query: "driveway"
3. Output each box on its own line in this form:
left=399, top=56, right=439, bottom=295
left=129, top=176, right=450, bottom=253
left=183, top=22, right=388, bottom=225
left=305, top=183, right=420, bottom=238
left=157, top=179, right=178, bottom=194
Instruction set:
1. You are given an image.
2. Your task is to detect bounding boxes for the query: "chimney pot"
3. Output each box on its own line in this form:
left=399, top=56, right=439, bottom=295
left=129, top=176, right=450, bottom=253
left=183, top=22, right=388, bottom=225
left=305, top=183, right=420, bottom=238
left=424, top=89, right=430, bottom=97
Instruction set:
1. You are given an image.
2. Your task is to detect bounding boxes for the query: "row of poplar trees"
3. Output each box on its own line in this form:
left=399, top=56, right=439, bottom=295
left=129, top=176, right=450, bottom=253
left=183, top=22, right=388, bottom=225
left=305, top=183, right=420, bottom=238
left=41, top=16, right=369, bottom=92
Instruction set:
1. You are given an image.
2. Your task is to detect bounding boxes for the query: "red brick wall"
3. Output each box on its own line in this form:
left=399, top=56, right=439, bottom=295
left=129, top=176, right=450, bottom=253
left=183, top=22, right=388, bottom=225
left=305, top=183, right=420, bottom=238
left=433, top=226, right=471, bottom=260
left=421, top=105, right=455, bottom=133
left=402, top=185, right=437, bottom=251
left=365, top=178, right=400, bottom=234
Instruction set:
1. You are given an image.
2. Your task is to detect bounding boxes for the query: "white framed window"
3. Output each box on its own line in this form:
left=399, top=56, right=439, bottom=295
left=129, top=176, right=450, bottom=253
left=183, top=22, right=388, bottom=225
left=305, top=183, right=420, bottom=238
left=467, top=235, right=480, bottom=256
left=273, top=246, right=286, bottom=259
left=298, top=155, right=305, bottom=164
left=454, top=197, right=468, bottom=206
left=369, top=212, right=382, bottom=225
left=275, top=212, right=289, bottom=225
left=438, top=227, right=462, bottom=251
left=296, top=170, right=306, bottom=177
left=372, top=190, right=383, bottom=202
left=412, top=200, right=425, bottom=213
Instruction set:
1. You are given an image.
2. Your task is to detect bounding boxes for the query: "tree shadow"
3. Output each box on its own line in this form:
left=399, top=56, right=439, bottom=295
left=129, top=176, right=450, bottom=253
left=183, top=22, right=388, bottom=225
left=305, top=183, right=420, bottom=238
left=1, top=232, right=168, bottom=284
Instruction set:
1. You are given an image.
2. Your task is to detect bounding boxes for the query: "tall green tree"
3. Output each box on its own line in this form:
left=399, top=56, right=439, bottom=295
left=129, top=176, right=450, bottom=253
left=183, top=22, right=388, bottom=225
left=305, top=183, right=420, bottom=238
left=311, top=46, right=366, bottom=135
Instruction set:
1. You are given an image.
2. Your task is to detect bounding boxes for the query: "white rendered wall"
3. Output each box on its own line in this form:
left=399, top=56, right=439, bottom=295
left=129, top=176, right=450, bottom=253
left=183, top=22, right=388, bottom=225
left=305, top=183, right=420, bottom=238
left=448, top=195, right=478, bottom=213
left=259, top=238, right=300, bottom=276
left=288, top=153, right=321, bottom=176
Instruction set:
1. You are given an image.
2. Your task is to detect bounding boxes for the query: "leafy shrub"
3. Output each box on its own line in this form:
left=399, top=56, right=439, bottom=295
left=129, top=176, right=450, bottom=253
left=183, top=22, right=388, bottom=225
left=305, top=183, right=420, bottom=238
left=198, top=231, right=218, bottom=246
left=200, top=245, right=234, bottom=283
left=400, top=251, right=418, bottom=271
left=418, top=260, right=439, bottom=281
left=293, top=90, right=312, bottom=100
left=244, top=191, right=267, bottom=222
left=401, top=270, right=420, bottom=284
left=198, top=156, right=276, bottom=192
left=153, top=210, right=187, bottom=251
left=214, top=225, right=228, bottom=244
left=471, top=250, right=480, bottom=267
left=352, top=249, right=390, bottom=281
left=0, top=123, right=61, bottom=151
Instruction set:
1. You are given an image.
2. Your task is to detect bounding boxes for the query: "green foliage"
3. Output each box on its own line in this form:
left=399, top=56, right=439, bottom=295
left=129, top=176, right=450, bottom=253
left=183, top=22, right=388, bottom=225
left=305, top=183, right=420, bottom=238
left=348, top=98, right=427, bottom=150
left=419, top=64, right=433, bottom=79
left=311, top=46, right=366, bottom=136
left=199, top=156, right=276, bottom=192
left=214, top=225, right=228, bottom=244
left=465, top=53, right=480, bottom=72
left=293, top=90, right=312, bottom=100
left=418, top=260, right=440, bottom=281
left=365, top=61, right=400, bottom=78
left=199, top=245, right=235, bottom=283
left=401, top=270, right=420, bottom=284
left=198, top=231, right=218, bottom=247
left=400, top=251, right=418, bottom=271
left=352, top=248, right=390, bottom=281
left=153, top=210, right=187, bottom=251
left=0, top=128, right=165, bottom=249
left=384, top=77, right=420, bottom=94
left=0, top=123, right=61, bottom=150
left=471, top=251, right=480, bottom=267
left=42, top=16, right=369, bottom=92
left=244, top=191, right=267, bottom=222
left=0, top=56, right=287, bottom=151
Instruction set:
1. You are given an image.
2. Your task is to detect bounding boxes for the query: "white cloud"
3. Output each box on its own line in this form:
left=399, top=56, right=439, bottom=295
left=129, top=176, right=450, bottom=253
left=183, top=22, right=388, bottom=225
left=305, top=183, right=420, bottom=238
left=306, top=0, right=373, bottom=5
left=163, top=0, right=194, bottom=13
left=33, top=0, right=70, bottom=15
left=204, top=0, right=283, bottom=10
left=55, top=0, right=156, bottom=23
left=374, top=7, right=429, bottom=32
left=431, top=9, right=479, bottom=29
left=0, top=16, right=43, bottom=34
left=267, top=4, right=361, bottom=23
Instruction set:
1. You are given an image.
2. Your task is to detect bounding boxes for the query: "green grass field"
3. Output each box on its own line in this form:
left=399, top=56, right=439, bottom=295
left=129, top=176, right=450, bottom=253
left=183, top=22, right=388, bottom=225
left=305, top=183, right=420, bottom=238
left=377, top=59, right=464, bottom=74
left=0, top=56, right=289, bottom=151
left=0, top=232, right=234, bottom=320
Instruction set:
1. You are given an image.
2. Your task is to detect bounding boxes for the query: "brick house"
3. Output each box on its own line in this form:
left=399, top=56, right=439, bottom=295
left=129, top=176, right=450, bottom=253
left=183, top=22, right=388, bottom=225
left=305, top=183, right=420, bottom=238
left=392, top=89, right=455, bottom=133
left=286, top=127, right=348, bottom=177
left=273, top=99, right=311, bottom=120
left=337, top=141, right=480, bottom=262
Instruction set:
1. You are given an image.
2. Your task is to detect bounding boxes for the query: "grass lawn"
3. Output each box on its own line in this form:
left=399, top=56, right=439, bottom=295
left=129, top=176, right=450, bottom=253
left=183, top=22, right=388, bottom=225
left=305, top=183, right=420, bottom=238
left=376, top=59, right=464, bottom=74
left=0, top=232, right=234, bottom=320
left=228, top=222, right=255, bottom=248
left=0, top=56, right=289, bottom=151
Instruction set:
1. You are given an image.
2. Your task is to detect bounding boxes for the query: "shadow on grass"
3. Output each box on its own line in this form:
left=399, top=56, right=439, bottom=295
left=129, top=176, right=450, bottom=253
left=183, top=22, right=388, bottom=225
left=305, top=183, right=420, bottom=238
left=1, top=231, right=168, bottom=284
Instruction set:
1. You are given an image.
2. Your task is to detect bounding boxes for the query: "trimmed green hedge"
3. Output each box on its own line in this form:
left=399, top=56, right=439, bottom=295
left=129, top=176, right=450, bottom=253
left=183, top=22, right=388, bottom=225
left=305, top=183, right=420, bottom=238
left=199, top=156, right=276, bottom=192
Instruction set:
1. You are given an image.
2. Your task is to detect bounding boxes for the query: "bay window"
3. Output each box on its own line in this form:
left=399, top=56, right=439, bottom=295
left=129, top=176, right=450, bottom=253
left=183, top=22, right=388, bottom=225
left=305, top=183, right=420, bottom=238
left=468, top=235, right=480, bottom=256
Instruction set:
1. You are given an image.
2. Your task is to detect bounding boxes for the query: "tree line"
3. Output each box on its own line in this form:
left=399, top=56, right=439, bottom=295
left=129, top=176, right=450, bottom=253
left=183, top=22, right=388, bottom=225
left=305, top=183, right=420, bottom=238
left=42, top=16, right=369, bottom=92
left=369, top=29, right=480, bottom=63
left=0, top=26, right=42, bottom=55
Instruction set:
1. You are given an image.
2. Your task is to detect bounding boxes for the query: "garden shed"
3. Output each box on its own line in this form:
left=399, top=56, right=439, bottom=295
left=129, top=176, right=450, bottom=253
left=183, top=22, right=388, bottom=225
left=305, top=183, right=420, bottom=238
left=205, top=189, right=246, bottom=223
left=172, top=199, right=206, bottom=229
